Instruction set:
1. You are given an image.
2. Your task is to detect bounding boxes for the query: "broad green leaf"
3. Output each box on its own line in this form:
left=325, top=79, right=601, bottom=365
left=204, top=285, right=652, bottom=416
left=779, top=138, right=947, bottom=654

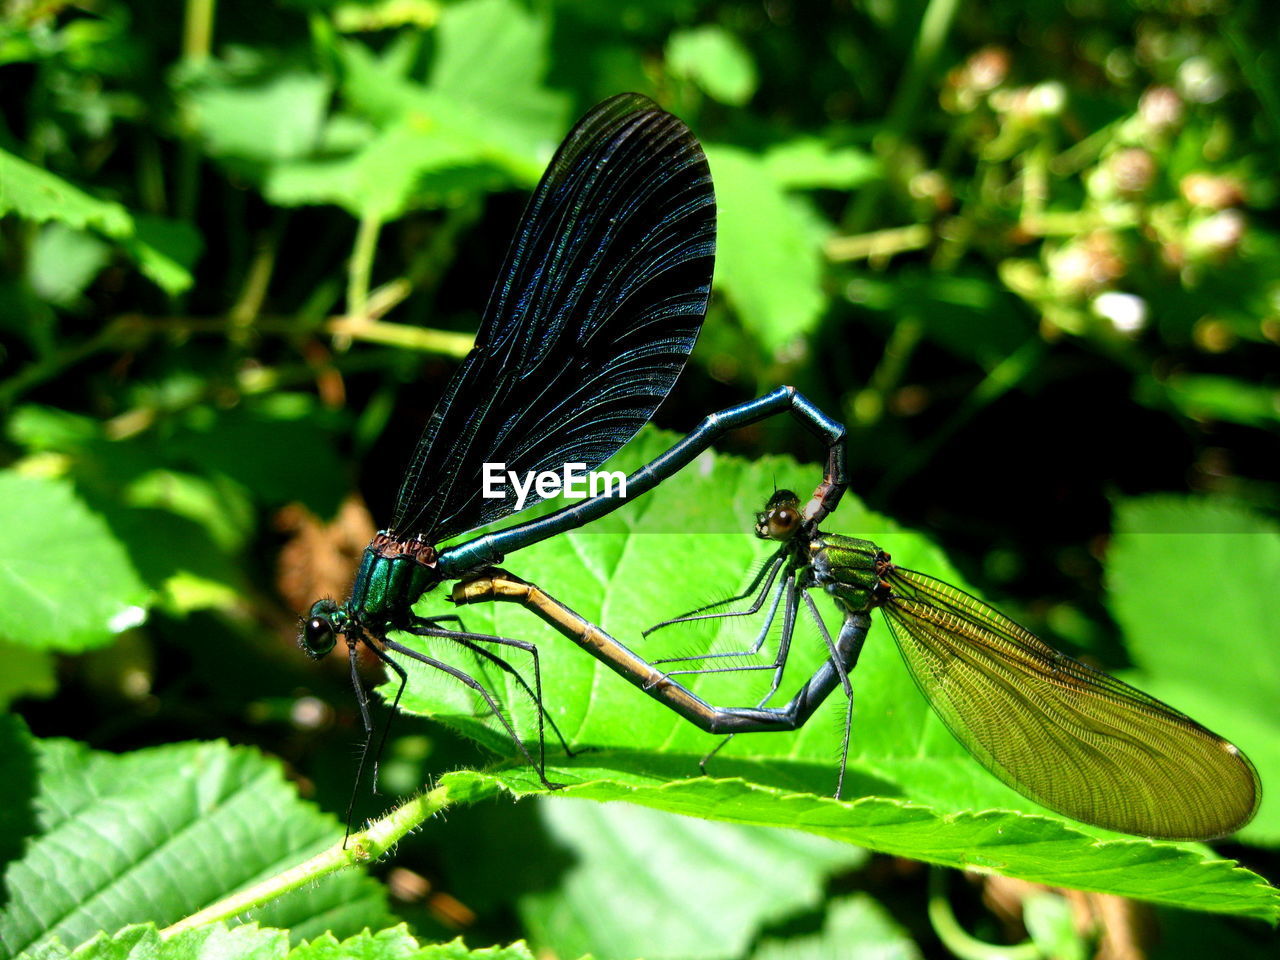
left=518, top=798, right=867, bottom=960
left=430, top=0, right=552, bottom=115
left=0, top=149, right=131, bottom=236
left=7, top=406, right=258, bottom=615
left=748, top=893, right=920, bottom=960
left=705, top=147, right=826, bottom=354
left=762, top=138, right=881, bottom=190
left=0, top=471, right=148, bottom=652
left=0, top=740, right=392, bottom=959
left=446, top=769, right=1278, bottom=921
left=0, top=151, right=197, bottom=295
left=272, top=2, right=565, bottom=218
left=666, top=26, right=757, bottom=106
left=267, top=120, right=507, bottom=219
left=104, top=506, right=244, bottom=616
left=421, top=0, right=567, bottom=170
left=1108, top=496, right=1280, bottom=845
left=187, top=72, right=333, bottom=163
left=381, top=430, right=1278, bottom=919
left=122, top=470, right=253, bottom=555
left=64, top=921, right=540, bottom=960
left=27, top=224, right=112, bottom=307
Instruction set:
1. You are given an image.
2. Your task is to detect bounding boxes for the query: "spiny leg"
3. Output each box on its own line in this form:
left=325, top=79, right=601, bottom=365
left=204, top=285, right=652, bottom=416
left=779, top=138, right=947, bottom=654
left=344, top=641, right=380, bottom=846
left=406, top=619, right=575, bottom=763
left=659, top=567, right=791, bottom=676
left=801, top=589, right=851, bottom=796
left=419, top=613, right=472, bottom=633
left=820, top=613, right=870, bottom=799
left=697, top=570, right=801, bottom=773
left=365, top=644, right=411, bottom=798
left=644, top=549, right=786, bottom=639
left=380, top=637, right=561, bottom=790
left=802, top=589, right=851, bottom=699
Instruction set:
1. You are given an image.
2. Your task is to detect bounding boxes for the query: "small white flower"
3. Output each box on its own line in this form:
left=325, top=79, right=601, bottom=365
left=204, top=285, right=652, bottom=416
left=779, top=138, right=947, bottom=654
left=1092, top=292, right=1148, bottom=335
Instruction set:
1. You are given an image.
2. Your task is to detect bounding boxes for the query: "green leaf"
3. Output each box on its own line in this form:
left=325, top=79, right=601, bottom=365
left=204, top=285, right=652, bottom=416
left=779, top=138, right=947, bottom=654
left=187, top=72, right=333, bottom=163
left=420, top=0, right=568, bottom=170
left=290, top=926, right=536, bottom=960
left=666, top=26, right=758, bottom=106
left=27, top=224, right=112, bottom=308
left=450, top=770, right=1278, bottom=921
left=268, top=121, right=507, bottom=220
left=120, top=216, right=204, bottom=298
left=0, top=471, right=149, bottom=651
left=0, top=149, right=198, bottom=295
left=384, top=430, right=1278, bottom=919
left=705, top=147, right=826, bottom=354
left=0, top=148, right=132, bottom=236
left=748, top=893, right=920, bottom=960
left=0, top=740, right=392, bottom=958
left=271, top=1, right=565, bottom=218
left=1158, top=374, right=1280, bottom=428
left=66, top=922, right=540, bottom=960
left=1108, top=496, right=1280, bottom=846
left=518, top=798, right=866, bottom=960
left=762, top=139, right=881, bottom=190
left=430, top=0, right=552, bottom=115
left=6, top=406, right=100, bottom=452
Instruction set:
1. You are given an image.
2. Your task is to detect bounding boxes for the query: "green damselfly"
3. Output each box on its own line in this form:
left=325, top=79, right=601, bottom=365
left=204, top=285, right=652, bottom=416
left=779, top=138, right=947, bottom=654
left=647, top=489, right=1261, bottom=840
left=465, top=489, right=1260, bottom=841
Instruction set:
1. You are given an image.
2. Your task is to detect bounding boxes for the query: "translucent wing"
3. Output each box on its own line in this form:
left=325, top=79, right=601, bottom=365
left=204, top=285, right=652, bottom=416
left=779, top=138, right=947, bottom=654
left=882, top=568, right=1259, bottom=839
left=391, top=94, right=715, bottom=543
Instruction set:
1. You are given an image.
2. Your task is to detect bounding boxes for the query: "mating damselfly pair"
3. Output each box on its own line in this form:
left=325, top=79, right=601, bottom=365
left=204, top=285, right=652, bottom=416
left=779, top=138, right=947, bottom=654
left=300, top=94, right=1259, bottom=842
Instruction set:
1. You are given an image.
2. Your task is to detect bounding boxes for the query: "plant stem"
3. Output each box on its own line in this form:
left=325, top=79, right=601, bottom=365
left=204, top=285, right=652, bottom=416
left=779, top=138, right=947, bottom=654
left=844, top=0, right=961, bottom=233
left=825, top=224, right=933, bottom=263
left=160, top=783, right=455, bottom=937
left=348, top=212, right=383, bottom=320
left=176, top=0, right=215, bottom=223
left=0, top=312, right=473, bottom=409
left=928, top=868, right=1043, bottom=960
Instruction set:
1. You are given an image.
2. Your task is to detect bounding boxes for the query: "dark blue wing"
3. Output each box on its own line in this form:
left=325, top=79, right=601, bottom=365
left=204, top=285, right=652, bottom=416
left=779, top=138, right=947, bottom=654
left=390, top=93, right=716, bottom=543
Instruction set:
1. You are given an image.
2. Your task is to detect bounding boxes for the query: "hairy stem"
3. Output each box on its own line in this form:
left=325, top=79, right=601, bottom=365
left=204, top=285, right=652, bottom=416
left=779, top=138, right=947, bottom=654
left=160, top=783, right=456, bottom=936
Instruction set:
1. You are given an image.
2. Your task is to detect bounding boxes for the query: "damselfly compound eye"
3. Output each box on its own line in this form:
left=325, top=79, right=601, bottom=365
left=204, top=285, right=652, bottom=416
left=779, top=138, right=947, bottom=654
left=767, top=505, right=801, bottom=540
left=301, top=616, right=337, bottom=659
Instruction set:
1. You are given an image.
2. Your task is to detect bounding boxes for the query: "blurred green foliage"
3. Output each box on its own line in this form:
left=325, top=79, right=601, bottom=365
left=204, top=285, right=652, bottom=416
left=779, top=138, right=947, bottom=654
left=2, top=0, right=1279, bottom=958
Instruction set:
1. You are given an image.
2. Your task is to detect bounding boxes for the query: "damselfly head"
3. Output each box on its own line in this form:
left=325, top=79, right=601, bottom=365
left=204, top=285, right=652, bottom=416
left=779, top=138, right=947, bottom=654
left=756, top=489, right=802, bottom=542
left=300, top=599, right=341, bottom=660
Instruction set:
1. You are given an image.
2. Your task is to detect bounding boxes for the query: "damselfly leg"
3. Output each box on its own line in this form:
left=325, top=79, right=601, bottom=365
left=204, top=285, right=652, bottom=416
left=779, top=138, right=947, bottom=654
left=452, top=568, right=871, bottom=798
